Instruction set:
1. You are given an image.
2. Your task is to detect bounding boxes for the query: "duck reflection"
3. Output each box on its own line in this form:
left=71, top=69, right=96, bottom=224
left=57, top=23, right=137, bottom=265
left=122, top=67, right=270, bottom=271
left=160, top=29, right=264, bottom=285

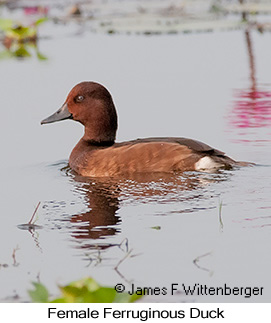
left=66, top=169, right=230, bottom=250
left=68, top=174, right=121, bottom=246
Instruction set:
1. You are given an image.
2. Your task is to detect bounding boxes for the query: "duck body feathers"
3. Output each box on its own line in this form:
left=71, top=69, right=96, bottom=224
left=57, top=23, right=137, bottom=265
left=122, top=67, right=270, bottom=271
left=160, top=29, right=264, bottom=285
left=69, top=137, right=237, bottom=177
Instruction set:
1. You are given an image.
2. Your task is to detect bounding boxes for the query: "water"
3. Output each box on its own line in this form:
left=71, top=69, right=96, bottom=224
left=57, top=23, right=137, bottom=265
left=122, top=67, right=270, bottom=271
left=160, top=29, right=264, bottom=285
left=0, top=20, right=271, bottom=302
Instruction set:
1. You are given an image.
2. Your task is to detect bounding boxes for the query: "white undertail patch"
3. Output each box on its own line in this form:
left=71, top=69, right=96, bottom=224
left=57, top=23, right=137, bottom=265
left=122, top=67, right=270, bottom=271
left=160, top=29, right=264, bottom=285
left=195, top=156, right=223, bottom=171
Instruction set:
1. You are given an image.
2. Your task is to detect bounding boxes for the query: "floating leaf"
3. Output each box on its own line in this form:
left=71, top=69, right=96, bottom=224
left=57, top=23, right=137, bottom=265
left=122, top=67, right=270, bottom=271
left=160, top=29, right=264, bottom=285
left=10, top=26, right=31, bottom=36
left=151, top=226, right=161, bottom=230
left=36, top=51, right=48, bottom=61
left=34, top=17, right=48, bottom=26
left=14, top=46, right=31, bottom=58
left=5, top=27, right=36, bottom=41
left=28, top=282, right=49, bottom=303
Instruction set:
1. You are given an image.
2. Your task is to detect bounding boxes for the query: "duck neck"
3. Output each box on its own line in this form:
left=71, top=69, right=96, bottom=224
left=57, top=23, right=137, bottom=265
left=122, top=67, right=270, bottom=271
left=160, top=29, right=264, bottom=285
left=80, top=98, right=118, bottom=146
left=82, top=127, right=115, bottom=146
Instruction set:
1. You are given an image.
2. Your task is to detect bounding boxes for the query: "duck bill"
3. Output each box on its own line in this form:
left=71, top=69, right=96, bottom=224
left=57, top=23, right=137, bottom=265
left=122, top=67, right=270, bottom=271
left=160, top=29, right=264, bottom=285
left=41, top=103, right=72, bottom=125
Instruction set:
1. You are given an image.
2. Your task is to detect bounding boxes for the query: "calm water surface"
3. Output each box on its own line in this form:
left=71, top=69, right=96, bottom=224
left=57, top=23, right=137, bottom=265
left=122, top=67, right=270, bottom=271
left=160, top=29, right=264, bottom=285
left=0, top=23, right=270, bottom=302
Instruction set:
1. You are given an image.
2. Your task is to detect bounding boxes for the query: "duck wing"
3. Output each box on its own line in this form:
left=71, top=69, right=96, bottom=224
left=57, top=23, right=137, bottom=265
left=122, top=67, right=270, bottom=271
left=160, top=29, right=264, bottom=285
left=115, top=137, right=225, bottom=156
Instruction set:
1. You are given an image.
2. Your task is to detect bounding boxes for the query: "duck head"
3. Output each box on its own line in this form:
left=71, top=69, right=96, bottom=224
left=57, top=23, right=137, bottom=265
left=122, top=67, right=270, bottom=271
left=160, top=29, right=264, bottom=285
left=41, top=82, right=118, bottom=144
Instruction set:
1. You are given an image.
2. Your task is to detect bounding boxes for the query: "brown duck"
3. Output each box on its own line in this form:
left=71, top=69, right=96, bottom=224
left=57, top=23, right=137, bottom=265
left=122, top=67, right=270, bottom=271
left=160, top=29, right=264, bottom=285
left=41, top=82, right=250, bottom=177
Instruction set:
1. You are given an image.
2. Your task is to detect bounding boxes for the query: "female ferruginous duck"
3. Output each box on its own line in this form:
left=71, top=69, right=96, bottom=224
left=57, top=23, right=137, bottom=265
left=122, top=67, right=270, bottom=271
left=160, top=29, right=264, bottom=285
left=41, top=82, right=250, bottom=177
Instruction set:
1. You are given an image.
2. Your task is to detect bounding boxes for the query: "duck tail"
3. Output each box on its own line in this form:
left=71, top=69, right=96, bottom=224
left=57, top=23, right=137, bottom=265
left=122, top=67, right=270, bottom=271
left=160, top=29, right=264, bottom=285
left=235, top=161, right=255, bottom=167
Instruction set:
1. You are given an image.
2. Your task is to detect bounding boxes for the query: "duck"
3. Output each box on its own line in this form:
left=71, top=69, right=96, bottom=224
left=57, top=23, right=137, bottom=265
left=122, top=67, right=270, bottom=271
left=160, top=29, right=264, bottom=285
left=41, top=81, right=250, bottom=177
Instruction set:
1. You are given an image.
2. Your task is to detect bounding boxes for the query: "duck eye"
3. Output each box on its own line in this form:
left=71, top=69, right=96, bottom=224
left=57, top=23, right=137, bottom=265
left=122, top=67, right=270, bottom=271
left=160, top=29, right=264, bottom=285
left=75, top=95, right=84, bottom=103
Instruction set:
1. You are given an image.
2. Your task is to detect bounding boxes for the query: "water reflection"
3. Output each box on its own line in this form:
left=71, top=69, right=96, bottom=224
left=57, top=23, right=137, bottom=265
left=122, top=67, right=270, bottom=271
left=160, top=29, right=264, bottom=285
left=22, top=163, right=231, bottom=253
left=69, top=176, right=121, bottom=246
left=230, top=29, right=271, bottom=128
left=62, top=169, right=230, bottom=250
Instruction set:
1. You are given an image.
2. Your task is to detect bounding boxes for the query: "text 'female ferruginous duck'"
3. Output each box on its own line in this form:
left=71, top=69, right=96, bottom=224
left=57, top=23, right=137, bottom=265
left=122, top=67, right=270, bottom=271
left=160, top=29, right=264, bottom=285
left=41, top=82, right=251, bottom=177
